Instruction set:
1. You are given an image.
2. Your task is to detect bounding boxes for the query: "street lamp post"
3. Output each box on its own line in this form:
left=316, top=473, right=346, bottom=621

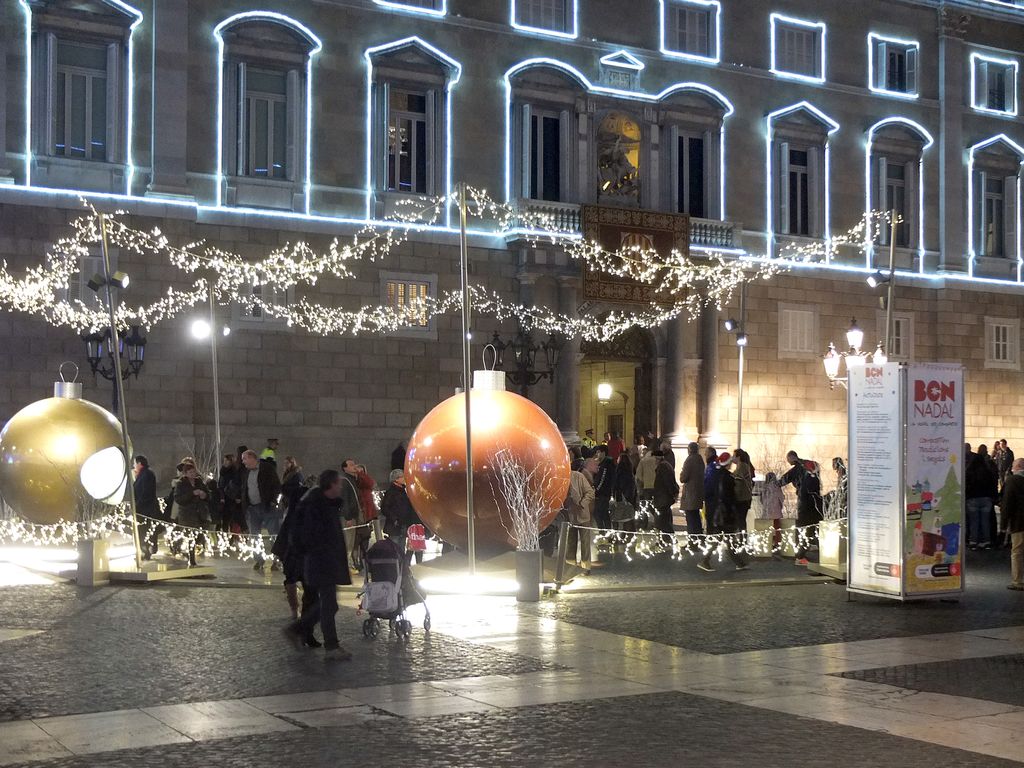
left=489, top=330, right=561, bottom=398
left=723, top=283, right=749, bottom=448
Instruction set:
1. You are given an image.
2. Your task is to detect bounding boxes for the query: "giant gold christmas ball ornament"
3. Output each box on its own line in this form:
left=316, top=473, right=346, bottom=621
left=405, top=387, right=570, bottom=553
left=0, top=396, right=128, bottom=525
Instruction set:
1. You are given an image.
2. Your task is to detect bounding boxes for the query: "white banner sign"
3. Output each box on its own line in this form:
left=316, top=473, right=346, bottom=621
left=848, top=363, right=902, bottom=595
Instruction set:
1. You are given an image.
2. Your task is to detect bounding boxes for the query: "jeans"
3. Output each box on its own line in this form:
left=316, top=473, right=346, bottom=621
left=1012, top=532, right=1024, bottom=586
left=246, top=503, right=281, bottom=562
left=966, top=497, right=993, bottom=545
left=296, top=584, right=340, bottom=650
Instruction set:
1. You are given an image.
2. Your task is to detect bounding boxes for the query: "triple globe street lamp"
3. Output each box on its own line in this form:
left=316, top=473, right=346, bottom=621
left=488, top=330, right=561, bottom=397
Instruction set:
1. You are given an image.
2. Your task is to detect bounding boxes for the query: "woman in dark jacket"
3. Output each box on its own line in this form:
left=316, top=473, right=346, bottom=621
left=273, top=456, right=308, bottom=619
left=380, top=470, right=424, bottom=561
left=173, top=460, right=210, bottom=566
left=613, top=452, right=638, bottom=506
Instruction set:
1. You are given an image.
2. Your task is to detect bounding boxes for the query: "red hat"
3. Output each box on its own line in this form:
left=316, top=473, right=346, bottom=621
left=804, top=460, right=818, bottom=472
left=718, top=452, right=732, bottom=465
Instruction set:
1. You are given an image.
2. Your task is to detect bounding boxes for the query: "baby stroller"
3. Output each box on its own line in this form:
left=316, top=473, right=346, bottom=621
left=360, top=537, right=431, bottom=641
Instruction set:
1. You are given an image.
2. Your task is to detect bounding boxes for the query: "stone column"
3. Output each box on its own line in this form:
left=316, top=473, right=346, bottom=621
left=147, top=0, right=191, bottom=198
left=555, top=276, right=581, bottom=444
left=938, top=9, right=969, bottom=273
left=699, top=304, right=720, bottom=445
left=662, top=315, right=689, bottom=444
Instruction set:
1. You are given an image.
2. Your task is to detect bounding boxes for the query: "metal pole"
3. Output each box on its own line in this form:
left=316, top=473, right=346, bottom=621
left=884, top=210, right=897, bottom=355
left=98, top=214, right=143, bottom=570
left=459, top=183, right=476, bottom=575
left=208, top=284, right=222, bottom=467
left=737, top=283, right=746, bottom=449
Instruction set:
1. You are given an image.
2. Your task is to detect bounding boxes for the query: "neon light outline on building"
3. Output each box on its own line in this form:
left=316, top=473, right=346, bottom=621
left=969, top=51, right=1019, bottom=116
left=765, top=101, right=839, bottom=258
left=18, top=0, right=143, bottom=194
left=769, top=13, right=827, bottom=84
left=372, top=0, right=447, bottom=18
left=966, top=134, right=1024, bottom=281
left=511, top=0, right=579, bottom=40
left=658, top=0, right=722, bottom=65
left=867, top=32, right=921, bottom=100
left=363, top=37, right=462, bottom=227
left=864, top=117, right=934, bottom=272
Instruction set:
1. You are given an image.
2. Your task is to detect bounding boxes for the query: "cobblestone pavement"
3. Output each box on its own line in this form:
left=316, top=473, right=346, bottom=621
left=840, top=653, right=1024, bottom=707
left=0, top=585, right=552, bottom=722
left=536, top=549, right=1024, bottom=654
left=4, top=691, right=1020, bottom=768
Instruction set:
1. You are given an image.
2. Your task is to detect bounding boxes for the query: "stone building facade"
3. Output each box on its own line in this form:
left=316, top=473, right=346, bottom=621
left=1, top=0, right=1024, bottom=482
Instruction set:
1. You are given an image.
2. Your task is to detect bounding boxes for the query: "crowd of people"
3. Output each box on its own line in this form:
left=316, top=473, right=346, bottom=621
left=965, top=441, right=1024, bottom=590
left=562, top=432, right=837, bottom=573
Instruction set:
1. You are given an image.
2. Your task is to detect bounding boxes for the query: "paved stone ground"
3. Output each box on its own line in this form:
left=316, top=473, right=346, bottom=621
left=0, top=585, right=552, bottom=722
left=840, top=653, right=1024, bottom=708
left=537, top=549, right=1024, bottom=654
left=4, top=691, right=1020, bottom=768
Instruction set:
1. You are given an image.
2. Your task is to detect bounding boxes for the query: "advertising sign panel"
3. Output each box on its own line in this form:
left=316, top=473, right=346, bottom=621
left=903, top=364, right=965, bottom=596
left=848, top=363, right=903, bottom=595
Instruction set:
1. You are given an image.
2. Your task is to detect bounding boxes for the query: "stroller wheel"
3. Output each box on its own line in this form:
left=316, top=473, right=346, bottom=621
left=397, top=619, right=412, bottom=640
left=362, top=618, right=373, bottom=638
left=423, top=615, right=431, bottom=633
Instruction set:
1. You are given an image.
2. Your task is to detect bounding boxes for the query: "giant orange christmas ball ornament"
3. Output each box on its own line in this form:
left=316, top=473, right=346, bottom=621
left=405, top=378, right=570, bottom=554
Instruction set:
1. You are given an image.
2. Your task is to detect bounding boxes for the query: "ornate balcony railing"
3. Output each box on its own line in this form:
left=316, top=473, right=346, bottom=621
left=506, top=199, right=741, bottom=250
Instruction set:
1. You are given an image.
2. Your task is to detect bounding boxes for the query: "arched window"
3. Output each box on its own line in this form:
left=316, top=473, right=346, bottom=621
left=659, top=87, right=730, bottom=220
left=366, top=38, right=461, bottom=218
left=215, top=13, right=321, bottom=211
left=767, top=102, right=839, bottom=243
left=866, top=119, right=933, bottom=260
left=508, top=65, right=582, bottom=205
left=23, top=0, right=142, bottom=193
left=969, top=135, right=1024, bottom=264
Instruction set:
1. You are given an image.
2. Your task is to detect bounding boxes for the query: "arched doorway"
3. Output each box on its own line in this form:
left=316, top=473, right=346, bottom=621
left=579, top=326, right=655, bottom=444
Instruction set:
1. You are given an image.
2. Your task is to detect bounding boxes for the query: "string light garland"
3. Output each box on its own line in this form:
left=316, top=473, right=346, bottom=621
left=0, top=192, right=885, bottom=342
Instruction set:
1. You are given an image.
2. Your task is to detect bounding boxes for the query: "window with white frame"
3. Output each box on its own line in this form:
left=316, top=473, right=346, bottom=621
left=775, top=143, right=824, bottom=237
left=27, top=0, right=138, bottom=191
left=527, top=109, right=563, bottom=202
left=510, top=67, right=577, bottom=208
left=676, top=132, right=706, bottom=217
left=387, top=90, right=429, bottom=194
left=972, top=159, right=1019, bottom=259
left=985, top=317, right=1020, bottom=369
left=778, top=305, right=817, bottom=358
left=219, top=18, right=318, bottom=211
left=869, top=35, right=918, bottom=96
left=663, top=0, right=719, bottom=61
left=369, top=42, right=457, bottom=205
left=381, top=272, right=437, bottom=333
left=972, top=54, right=1018, bottom=114
left=875, top=311, right=914, bottom=360
left=771, top=16, right=825, bottom=82
left=661, top=90, right=727, bottom=221
left=514, top=0, right=572, bottom=35
left=871, top=156, right=916, bottom=248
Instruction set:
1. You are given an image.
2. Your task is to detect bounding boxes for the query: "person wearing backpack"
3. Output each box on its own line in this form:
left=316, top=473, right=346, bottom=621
left=698, top=453, right=749, bottom=573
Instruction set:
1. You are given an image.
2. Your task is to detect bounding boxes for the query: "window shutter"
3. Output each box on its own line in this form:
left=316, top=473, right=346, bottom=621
left=874, top=40, right=887, bottom=89
left=778, top=141, right=790, bottom=234
left=974, top=170, right=985, bottom=253
left=808, top=145, right=822, bottom=237
left=1005, top=174, right=1018, bottom=260
left=876, top=155, right=888, bottom=245
left=906, top=46, right=918, bottom=93
left=236, top=62, right=247, bottom=176
left=559, top=108, right=571, bottom=201
left=380, top=81, right=390, bottom=189
left=425, top=89, right=436, bottom=195
left=520, top=103, right=531, bottom=199
left=978, top=60, right=988, bottom=106
left=905, top=160, right=917, bottom=250
left=286, top=69, right=299, bottom=182
left=105, top=43, right=119, bottom=163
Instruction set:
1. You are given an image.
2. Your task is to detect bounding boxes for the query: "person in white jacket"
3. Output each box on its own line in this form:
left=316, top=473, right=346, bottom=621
left=565, top=462, right=596, bottom=573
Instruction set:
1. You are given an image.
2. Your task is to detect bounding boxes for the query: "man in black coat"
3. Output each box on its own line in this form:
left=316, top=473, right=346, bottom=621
left=287, top=470, right=353, bottom=660
left=651, top=450, right=679, bottom=543
left=1000, top=458, right=1024, bottom=590
left=592, top=446, right=616, bottom=530
left=133, top=455, right=160, bottom=559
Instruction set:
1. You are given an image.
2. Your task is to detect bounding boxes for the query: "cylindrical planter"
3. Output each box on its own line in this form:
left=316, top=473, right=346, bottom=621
left=515, top=548, right=543, bottom=602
